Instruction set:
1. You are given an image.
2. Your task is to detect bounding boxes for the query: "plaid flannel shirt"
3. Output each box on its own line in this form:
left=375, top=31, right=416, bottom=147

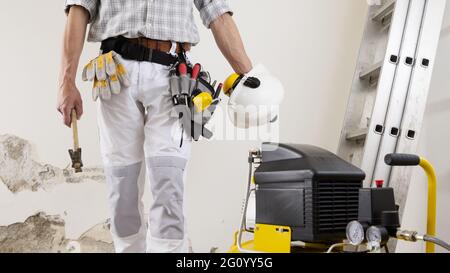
left=64, top=0, right=233, bottom=44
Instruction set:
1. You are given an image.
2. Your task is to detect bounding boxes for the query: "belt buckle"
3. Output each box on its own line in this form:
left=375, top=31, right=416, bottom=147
left=138, top=47, right=152, bottom=62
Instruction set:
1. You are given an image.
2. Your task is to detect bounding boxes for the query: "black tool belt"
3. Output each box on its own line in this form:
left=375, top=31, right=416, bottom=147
left=100, top=36, right=180, bottom=66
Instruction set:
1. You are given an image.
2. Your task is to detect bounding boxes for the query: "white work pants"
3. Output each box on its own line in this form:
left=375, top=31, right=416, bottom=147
left=97, top=59, right=191, bottom=253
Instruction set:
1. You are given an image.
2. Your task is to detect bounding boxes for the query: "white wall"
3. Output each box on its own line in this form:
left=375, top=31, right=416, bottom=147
left=0, top=0, right=369, bottom=252
left=189, top=0, right=368, bottom=251
left=396, top=4, right=450, bottom=253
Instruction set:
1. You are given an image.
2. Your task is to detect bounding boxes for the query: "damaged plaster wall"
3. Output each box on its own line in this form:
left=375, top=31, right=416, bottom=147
left=0, top=134, right=196, bottom=253
left=0, top=134, right=105, bottom=193
left=0, top=135, right=112, bottom=252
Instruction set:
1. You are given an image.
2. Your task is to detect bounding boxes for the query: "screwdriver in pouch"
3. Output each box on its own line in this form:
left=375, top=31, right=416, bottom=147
left=179, top=63, right=190, bottom=98
left=177, top=63, right=193, bottom=137
left=207, top=86, right=222, bottom=117
left=170, top=70, right=180, bottom=99
left=190, top=63, right=201, bottom=95
left=213, top=83, right=223, bottom=99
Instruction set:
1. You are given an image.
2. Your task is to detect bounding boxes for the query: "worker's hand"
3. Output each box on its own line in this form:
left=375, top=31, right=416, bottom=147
left=82, top=51, right=130, bottom=101
left=57, top=82, right=83, bottom=127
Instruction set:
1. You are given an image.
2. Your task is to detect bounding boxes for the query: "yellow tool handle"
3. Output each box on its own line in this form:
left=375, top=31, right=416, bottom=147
left=419, top=157, right=437, bottom=253
left=71, top=109, right=79, bottom=150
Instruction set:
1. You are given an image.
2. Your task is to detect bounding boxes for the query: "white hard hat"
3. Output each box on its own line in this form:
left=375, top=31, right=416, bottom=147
left=223, top=64, right=285, bottom=128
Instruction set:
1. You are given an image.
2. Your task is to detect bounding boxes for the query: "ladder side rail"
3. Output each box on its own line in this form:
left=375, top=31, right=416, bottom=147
left=371, top=0, right=427, bottom=186
left=390, top=0, right=447, bottom=215
left=360, top=0, right=412, bottom=187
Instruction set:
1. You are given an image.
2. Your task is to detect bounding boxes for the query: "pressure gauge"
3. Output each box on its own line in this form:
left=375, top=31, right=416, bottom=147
left=346, top=221, right=365, bottom=246
left=366, top=226, right=389, bottom=245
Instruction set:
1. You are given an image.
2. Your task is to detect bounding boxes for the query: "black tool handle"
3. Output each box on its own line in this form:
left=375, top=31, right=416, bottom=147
left=385, top=154, right=420, bottom=166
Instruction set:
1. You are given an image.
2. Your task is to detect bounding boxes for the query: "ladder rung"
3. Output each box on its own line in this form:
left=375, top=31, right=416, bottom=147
left=379, top=9, right=394, bottom=29
left=346, top=128, right=369, bottom=141
left=380, top=17, right=393, bottom=31
left=359, top=61, right=383, bottom=83
left=371, top=0, right=396, bottom=23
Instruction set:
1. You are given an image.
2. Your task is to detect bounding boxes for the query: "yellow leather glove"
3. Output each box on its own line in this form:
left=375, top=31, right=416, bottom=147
left=82, top=51, right=130, bottom=101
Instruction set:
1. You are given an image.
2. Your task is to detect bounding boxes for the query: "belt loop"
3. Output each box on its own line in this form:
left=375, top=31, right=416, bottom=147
left=169, top=41, right=178, bottom=56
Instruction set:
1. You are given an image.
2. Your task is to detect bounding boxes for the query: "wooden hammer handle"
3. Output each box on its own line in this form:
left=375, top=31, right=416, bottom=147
left=71, top=109, right=79, bottom=150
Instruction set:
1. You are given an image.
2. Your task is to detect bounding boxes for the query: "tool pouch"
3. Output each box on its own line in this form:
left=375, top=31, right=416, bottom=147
left=169, top=63, right=221, bottom=142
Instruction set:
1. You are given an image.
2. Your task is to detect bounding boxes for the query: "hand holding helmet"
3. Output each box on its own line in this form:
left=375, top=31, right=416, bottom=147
left=223, top=64, right=285, bottom=128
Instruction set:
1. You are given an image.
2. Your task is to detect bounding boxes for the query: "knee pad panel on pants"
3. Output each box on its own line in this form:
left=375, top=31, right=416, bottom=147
left=147, top=156, right=187, bottom=240
left=105, top=162, right=143, bottom=238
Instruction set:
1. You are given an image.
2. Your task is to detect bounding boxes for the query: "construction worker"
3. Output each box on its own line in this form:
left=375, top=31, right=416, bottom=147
left=57, top=0, right=252, bottom=253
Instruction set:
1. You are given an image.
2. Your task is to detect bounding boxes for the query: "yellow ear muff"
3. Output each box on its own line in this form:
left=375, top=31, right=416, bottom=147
left=223, top=73, right=241, bottom=96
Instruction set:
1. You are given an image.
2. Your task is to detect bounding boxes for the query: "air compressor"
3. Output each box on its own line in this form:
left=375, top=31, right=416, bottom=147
left=229, top=143, right=450, bottom=253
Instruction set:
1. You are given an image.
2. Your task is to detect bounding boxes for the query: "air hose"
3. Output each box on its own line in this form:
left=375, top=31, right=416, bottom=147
left=397, top=230, right=450, bottom=252
left=236, top=150, right=261, bottom=253
left=422, top=235, right=450, bottom=251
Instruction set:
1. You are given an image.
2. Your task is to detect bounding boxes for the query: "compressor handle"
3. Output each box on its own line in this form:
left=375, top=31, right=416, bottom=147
left=385, top=154, right=420, bottom=166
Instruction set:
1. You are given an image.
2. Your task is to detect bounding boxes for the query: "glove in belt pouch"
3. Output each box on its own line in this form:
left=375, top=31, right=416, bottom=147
left=170, top=63, right=221, bottom=142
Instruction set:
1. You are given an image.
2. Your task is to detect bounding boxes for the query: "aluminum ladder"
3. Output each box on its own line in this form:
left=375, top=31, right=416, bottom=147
left=337, top=0, right=446, bottom=216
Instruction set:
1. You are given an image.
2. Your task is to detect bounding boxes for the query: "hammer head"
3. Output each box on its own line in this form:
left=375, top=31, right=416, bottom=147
left=69, top=148, right=83, bottom=173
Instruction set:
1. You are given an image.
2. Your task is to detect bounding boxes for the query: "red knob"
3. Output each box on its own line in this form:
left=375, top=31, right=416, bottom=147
left=375, top=180, right=384, bottom=188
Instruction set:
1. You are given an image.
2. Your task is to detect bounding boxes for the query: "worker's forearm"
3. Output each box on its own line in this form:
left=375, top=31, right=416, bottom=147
left=59, top=6, right=89, bottom=86
left=211, top=13, right=252, bottom=74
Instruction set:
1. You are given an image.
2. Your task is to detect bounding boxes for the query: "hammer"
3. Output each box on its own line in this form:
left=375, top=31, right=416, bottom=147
left=68, top=109, right=83, bottom=173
